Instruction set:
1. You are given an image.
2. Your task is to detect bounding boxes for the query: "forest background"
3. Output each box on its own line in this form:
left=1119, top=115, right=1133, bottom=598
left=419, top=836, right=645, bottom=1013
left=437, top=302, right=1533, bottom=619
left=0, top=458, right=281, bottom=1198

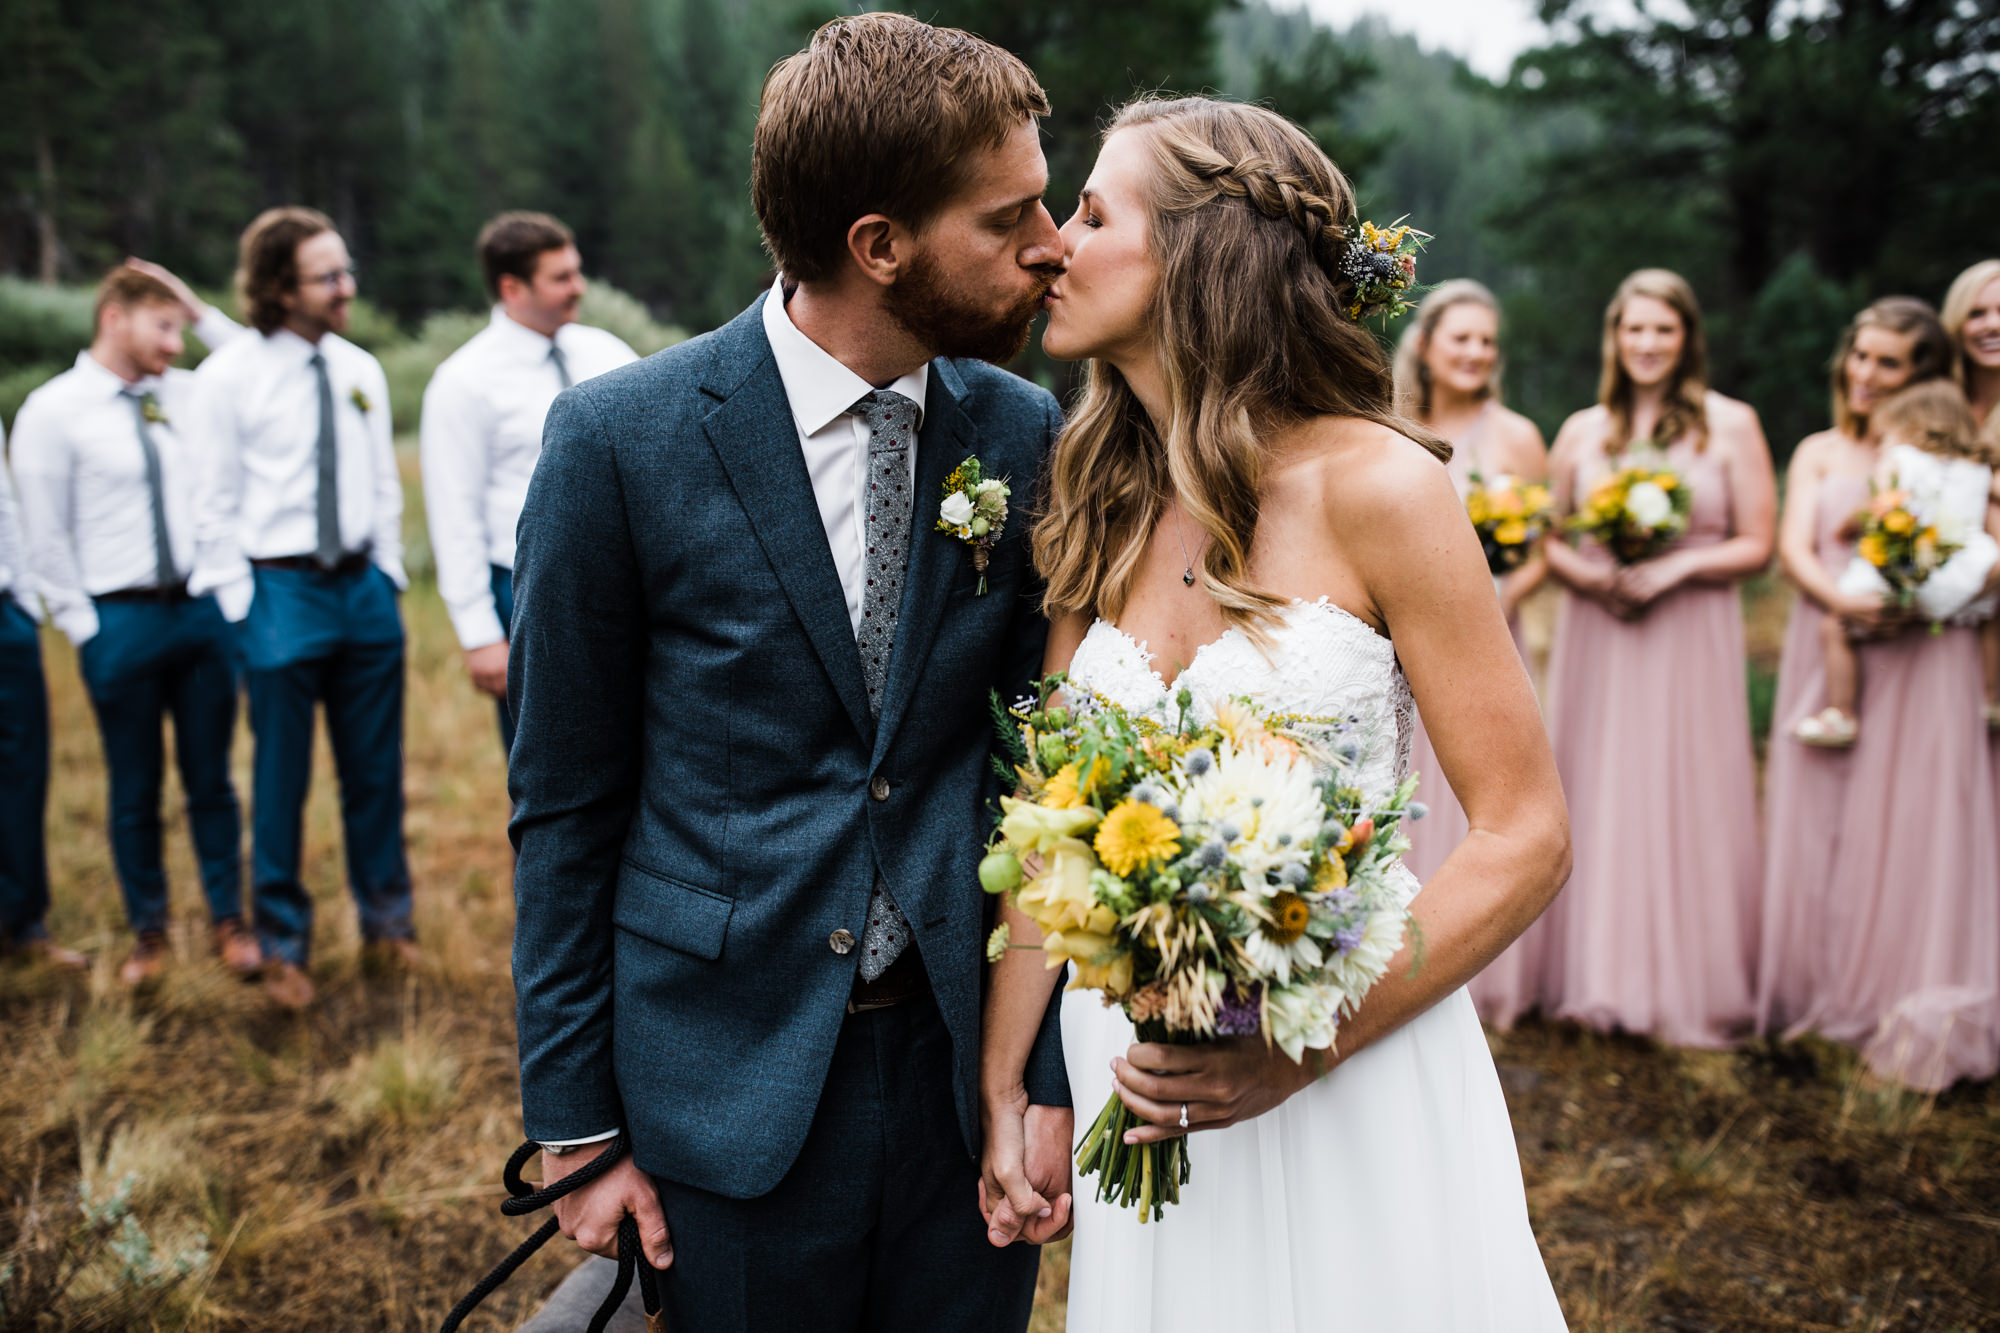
left=2, top=0, right=1997, bottom=457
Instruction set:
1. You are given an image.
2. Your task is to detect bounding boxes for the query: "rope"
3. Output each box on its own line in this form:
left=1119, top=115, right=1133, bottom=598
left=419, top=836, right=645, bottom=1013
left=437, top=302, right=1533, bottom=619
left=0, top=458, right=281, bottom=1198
left=440, top=1134, right=665, bottom=1333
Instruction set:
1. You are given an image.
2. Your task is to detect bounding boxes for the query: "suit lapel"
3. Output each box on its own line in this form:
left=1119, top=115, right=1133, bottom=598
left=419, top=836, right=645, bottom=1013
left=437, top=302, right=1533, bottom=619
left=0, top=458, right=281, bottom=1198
left=700, top=303, right=875, bottom=744
left=873, top=358, right=976, bottom=756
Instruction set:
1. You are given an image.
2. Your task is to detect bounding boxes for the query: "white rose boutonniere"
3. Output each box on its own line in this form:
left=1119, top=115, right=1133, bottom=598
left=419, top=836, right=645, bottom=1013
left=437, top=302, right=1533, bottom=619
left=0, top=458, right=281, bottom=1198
left=936, top=457, right=1010, bottom=594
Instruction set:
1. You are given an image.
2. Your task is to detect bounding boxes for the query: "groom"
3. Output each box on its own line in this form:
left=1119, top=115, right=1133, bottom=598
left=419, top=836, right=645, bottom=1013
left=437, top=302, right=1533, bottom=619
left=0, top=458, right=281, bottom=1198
left=509, top=13, right=1072, bottom=1330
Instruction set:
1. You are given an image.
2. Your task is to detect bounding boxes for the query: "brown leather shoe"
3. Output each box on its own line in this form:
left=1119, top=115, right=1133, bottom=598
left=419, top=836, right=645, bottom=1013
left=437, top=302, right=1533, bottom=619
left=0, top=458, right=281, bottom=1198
left=263, top=961, right=315, bottom=1010
left=213, top=918, right=263, bottom=976
left=361, top=937, right=421, bottom=973
left=18, top=937, right=90, bottom=972
left=118, top=931, right=169, bottom=987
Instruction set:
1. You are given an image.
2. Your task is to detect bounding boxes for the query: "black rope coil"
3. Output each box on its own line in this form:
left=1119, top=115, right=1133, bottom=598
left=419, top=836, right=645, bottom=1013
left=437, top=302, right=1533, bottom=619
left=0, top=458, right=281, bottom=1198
left=440, top=1133, right=665, bottom=1333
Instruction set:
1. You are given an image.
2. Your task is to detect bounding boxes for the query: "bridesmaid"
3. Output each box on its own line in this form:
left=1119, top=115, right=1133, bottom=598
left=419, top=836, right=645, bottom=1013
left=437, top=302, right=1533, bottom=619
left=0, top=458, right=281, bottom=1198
left=1391, top=281, right=1551, bottom=1028
left=1789, top=316, right=2000, bottom=1093
left=1940, top=261, right=2000, bottom=723
left=1758, top=298, right=1950, bottom=1033
left=1539, top=269, right=1776, bottom=1048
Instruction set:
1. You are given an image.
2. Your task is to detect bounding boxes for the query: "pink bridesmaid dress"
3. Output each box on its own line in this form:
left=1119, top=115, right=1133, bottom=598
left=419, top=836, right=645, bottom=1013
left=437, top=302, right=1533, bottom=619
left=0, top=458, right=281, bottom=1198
left=1403, top=405, right=1544, bottom=1027
left=1756, top=471, right=1871, bottom=1033
left=1539, top=425, right=1763, bottom=1047
left=1791, top=624, right=1999, bottom=1090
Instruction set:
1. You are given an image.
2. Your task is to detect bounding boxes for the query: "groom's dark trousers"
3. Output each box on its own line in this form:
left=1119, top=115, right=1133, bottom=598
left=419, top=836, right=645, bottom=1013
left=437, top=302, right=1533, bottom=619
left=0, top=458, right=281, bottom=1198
left=509, top=293, right=1069, bottom=1331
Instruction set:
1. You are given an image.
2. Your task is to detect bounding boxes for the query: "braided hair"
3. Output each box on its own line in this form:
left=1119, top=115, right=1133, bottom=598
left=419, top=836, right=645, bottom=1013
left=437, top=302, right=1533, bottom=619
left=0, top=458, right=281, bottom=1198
left=1034, top=96, right=1446, bottom=635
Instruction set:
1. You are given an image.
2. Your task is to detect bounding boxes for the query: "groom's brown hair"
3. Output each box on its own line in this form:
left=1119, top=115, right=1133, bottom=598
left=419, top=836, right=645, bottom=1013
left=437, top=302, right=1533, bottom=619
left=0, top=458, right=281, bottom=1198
left=753, top=13, right=1048, bottom=284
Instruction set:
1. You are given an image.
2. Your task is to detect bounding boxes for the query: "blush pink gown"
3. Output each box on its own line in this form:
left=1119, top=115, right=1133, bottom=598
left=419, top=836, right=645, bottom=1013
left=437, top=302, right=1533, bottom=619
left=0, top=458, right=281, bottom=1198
left=1539, top=427, right=1763, bottom=1047
left=1789, top=623, right=2000, bottom=1089
left=1756, top=471, right=1870, bottom=1033
left=1403, top=405, right=1546, bottom=1027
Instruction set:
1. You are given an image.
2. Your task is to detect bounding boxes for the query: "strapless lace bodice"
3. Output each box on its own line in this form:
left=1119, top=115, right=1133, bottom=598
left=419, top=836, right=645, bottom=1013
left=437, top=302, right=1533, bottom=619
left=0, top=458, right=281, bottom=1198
left=1068, top=598, right=1415, bottom=810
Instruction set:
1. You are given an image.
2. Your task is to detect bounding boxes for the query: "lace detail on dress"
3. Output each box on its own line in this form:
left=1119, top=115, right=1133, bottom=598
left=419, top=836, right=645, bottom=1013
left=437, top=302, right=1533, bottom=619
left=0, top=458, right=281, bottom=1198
left=1070, top=599, right=1416, bottom=808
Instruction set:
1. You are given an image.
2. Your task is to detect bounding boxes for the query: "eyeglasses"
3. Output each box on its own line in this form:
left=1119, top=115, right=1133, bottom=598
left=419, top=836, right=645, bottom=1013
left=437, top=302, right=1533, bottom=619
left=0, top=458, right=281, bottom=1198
left=297, top=264, right=358, bottom=292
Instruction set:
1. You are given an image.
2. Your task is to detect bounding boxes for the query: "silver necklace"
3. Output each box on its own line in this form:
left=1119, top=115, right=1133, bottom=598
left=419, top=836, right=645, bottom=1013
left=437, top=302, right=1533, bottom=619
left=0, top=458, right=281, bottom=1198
left=1171, top=503, right=1201, bottom=587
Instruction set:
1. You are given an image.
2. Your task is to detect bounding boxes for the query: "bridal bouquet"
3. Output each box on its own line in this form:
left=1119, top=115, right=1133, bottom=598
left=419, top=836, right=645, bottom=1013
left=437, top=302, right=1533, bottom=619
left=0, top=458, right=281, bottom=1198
left=1854, top=486, right=1963, bottom=610
left=980, top=678, right=1420, bottom=1221
left=1566, top=461, right=1692, bottom=564
left=1465, top=473, right=1555, bottom=575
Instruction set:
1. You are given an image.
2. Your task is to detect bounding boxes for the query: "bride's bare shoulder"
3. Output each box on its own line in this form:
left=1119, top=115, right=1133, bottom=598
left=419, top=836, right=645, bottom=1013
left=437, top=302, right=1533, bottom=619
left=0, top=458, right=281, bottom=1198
left=1284, top=416, right=1462, bottom=534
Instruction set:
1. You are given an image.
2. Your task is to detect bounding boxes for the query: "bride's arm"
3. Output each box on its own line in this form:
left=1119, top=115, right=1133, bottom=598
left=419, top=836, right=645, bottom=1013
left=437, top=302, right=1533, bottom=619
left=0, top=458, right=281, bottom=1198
left=979, top=611, right=1092, bottom=1246
left=1113, top=433, right=1570, bottom=1142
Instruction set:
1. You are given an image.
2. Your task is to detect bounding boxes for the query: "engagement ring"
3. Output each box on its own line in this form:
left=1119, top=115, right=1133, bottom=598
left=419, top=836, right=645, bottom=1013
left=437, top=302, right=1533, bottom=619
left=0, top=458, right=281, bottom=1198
left=1179, top=1103, right=1189, bottom=1129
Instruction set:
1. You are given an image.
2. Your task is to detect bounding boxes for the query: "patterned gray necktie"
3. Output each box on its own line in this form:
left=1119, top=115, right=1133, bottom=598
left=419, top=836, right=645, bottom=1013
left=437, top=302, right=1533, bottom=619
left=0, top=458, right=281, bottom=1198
left=549, top=343, right=571, bottom=389
left=310, top=350, right=341, bottom=569
left=853, top=389, right=920, bottom=981
left=119, top=388, right=178, bottom=588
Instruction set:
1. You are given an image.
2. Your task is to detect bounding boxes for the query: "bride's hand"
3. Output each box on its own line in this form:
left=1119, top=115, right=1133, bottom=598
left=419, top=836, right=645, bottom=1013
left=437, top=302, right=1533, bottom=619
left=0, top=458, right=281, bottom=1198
left=1110, top=1040, right=1323, bottom=1144
left=978, top=1085, right=1074, bottom=1246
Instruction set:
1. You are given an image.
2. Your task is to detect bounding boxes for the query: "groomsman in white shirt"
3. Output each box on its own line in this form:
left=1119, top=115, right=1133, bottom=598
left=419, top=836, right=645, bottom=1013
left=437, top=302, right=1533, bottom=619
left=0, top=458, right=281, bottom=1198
left=12, top=262, right=262, bottom=987
left=421, top=212, right=637, bottom=750
left=187, top=207, right=414, bottom=1009
left=0, top=442, right=86, bottom=972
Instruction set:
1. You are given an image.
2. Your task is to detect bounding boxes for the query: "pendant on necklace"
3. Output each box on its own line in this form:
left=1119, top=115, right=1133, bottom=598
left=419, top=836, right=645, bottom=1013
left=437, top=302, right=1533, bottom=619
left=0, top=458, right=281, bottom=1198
left=1182, top=569, right=1196, bottom=587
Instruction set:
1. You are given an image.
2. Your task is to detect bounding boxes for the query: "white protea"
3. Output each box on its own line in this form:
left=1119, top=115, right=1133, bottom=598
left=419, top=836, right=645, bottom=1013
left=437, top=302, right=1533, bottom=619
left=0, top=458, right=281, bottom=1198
left=1170, top=740, right=1322, bottom=883
left=1242, top=923, right=1323, bottom=987
left=1264, top=982, right=1340, bottom=1061
left=1322, top=906, right=1408, bottom=1013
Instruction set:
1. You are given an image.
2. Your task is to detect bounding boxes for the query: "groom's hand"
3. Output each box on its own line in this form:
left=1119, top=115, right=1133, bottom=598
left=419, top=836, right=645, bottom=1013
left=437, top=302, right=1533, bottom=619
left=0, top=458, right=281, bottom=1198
left=546, top=1146, right=673, bottom=1269
left=979, top=1091, right=1073, bottom=1247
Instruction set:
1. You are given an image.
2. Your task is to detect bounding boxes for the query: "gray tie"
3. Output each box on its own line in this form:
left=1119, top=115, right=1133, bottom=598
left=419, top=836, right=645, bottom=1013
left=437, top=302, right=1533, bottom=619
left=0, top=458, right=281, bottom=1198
left=853, top=389, right=920, bottom=981
left=549, top=343, right=572, bottom=389
left=120, top=387, right=178, bottom=587
left=310, top=350, right=341, bottom=569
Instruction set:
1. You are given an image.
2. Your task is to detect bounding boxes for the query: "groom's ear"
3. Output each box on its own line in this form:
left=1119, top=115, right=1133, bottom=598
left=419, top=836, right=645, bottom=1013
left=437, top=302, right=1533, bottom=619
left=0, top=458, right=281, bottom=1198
left=845, top=213, right=915, bottom=289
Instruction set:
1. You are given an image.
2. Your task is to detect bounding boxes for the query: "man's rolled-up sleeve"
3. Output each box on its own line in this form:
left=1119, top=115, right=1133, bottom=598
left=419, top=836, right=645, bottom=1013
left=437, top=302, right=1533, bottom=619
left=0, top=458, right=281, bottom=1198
left=508, top=386, right=647, bottom=1141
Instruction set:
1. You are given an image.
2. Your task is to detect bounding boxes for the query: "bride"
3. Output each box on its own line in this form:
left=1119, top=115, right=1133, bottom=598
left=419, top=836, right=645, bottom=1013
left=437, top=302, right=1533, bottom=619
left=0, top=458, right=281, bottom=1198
left=977, top=97, right=1572, bottom=1330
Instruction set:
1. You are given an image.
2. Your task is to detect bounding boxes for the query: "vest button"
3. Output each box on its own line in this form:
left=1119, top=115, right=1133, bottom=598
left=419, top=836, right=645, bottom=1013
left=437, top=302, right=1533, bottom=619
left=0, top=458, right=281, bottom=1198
left=869, top=776, right=891, bottom=802
left=829, top=929, right=856, bottom=955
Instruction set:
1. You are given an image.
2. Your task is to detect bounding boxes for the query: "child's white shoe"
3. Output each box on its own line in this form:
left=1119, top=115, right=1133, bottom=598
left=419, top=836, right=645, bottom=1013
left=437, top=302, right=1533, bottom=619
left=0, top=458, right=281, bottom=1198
left=1794, top=707, right=1858, bottom=748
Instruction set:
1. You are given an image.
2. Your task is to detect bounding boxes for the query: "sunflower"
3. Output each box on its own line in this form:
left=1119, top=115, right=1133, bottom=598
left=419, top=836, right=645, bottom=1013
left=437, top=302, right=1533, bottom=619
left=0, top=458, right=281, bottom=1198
left=1093, top=799, right=1182, bottom=876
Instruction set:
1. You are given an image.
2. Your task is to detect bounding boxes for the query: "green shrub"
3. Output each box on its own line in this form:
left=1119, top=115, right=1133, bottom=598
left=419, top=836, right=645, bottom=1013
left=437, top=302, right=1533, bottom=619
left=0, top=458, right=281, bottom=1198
left=0, top=362, right=65, bottom=435
left=579, top=281, right=687, bottom=357
left=380, top=310, right=485, bottom=434
left=0, top=278, right=94, bottom=369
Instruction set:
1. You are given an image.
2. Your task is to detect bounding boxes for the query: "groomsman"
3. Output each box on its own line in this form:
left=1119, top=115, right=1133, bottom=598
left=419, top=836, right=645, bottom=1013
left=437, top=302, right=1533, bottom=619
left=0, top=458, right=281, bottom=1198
left=421, top=213, right=636, bottom=749
left=0, top=447, right=85, bottom=971
left=188, top=207, right=415, bottom=1009
left=12, top=262, right=260, bottom=987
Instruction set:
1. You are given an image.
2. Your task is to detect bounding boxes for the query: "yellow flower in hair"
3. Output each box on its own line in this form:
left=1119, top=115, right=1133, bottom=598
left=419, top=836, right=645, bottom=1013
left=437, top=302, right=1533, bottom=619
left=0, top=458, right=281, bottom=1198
left=1093, top=799, right=1182, bottom=877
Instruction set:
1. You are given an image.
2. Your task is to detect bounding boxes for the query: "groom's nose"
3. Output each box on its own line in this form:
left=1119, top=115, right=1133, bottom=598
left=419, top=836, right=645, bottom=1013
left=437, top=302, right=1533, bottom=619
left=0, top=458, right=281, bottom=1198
left=1019, top=202, right=1064, bottom=272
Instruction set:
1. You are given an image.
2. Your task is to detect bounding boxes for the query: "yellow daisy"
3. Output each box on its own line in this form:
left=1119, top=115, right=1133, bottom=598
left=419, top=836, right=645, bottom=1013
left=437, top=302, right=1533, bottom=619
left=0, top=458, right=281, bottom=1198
left=1093, top=799, right=1182, bottom=877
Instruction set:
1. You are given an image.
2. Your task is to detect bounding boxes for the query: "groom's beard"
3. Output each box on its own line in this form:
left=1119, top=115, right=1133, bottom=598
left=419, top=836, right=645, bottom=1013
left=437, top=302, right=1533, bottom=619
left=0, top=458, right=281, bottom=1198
left=887, top=249, right=1059, bottom=364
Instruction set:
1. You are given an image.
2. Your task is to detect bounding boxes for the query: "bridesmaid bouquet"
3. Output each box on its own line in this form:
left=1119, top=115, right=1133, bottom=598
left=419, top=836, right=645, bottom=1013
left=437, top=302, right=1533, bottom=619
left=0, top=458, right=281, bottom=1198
left=979, top=678, right=1420, bottom=1221
left=1465, top=472, right=1555, bottom=575
left=1567, top=462, right=1693, bottom=564
left=1854, top=487, right=1963, bottom=609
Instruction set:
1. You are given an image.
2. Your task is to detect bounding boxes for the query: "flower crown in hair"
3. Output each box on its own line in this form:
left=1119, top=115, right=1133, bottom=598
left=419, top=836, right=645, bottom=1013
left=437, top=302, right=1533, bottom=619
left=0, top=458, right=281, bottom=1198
left=1338, top=218, right=1431, bottom=323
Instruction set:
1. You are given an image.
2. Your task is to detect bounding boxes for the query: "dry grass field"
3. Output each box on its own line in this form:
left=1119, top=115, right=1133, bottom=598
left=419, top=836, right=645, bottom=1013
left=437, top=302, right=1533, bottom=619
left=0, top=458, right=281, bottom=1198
left=2, top=467, right=1996, bottom=1331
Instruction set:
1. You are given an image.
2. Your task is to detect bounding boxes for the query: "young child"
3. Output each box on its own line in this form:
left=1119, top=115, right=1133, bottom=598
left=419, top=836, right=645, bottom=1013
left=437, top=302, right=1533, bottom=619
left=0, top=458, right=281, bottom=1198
left=1795, top=381, right=2000, bottom=747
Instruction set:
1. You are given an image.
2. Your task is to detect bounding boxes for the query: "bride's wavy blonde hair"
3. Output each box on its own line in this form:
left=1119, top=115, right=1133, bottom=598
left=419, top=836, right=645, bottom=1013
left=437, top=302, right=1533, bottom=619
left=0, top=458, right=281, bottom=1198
left=1033, top=97, right=1447, bottom=632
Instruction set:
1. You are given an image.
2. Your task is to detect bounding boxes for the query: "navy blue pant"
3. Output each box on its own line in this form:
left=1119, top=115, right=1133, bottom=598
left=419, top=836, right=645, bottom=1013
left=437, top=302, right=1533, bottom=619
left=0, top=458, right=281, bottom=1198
left=0, top=600, right=50, bottom=946
left=238, top=564, right=412, bottom=965
left=77, top=596, right=244, bottom=935
left=492, top=564, right=515, bottom=754
left=649, top=991, right=1041, bottom=1331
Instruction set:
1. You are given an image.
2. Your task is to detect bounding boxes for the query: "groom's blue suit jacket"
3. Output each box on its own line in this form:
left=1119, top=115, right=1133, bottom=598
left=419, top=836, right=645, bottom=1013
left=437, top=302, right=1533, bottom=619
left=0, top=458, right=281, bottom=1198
left=508, top=293, right=1068, bottom=1198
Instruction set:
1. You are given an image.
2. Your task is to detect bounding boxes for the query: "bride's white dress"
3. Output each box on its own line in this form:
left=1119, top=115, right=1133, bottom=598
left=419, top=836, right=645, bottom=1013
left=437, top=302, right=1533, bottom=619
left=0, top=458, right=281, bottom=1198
left=1060, top=599, right=1567, bottom=1332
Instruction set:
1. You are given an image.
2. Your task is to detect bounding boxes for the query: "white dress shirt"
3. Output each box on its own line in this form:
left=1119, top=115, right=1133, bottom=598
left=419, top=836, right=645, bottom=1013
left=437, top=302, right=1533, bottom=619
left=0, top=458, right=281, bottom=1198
left=0, top=432, right=34, bottom=619
left=11, top=309, right=244, bottom=644
left=541, top=285, right=930, bottom=1150
left=762, top=278, right=928, bottom=635
left=187, top=326, right=405, bottom=621
left=421, top=309, right=637, bottom=649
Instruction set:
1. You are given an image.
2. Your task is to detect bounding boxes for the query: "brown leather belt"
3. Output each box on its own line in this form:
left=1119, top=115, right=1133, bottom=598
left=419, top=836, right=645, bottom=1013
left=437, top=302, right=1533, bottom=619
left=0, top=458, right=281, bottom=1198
left=847, top=945, right=928, bottom=1014
left=250, top=551, right=373, bottom=576
left=95, top=581, right=192, bottom=603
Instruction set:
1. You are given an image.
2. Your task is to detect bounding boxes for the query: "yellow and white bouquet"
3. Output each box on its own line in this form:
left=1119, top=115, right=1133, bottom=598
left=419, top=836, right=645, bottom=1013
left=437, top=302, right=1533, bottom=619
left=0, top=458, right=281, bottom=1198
left=1853, top=486, right=1963, bottom=610
left=1465, top=472, right=1554, bottom=575
left=1566, top=461, right=1692, bottom=564
left=980, top=679, right=1422, bottom=1221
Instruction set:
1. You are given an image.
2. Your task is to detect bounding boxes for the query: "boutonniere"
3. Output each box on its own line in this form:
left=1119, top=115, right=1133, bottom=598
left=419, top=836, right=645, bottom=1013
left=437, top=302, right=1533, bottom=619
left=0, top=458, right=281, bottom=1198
left=350, top=386, right=373, bottom=415
left=139, top=393, right=168, bottom=427
left=936, top=456, right=1010, bottom=595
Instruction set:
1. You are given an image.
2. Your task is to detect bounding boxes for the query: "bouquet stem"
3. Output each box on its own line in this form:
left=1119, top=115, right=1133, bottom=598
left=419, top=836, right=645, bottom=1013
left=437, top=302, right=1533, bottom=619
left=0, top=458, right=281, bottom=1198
left=1073, top=1090, right=1190, bottom=1223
